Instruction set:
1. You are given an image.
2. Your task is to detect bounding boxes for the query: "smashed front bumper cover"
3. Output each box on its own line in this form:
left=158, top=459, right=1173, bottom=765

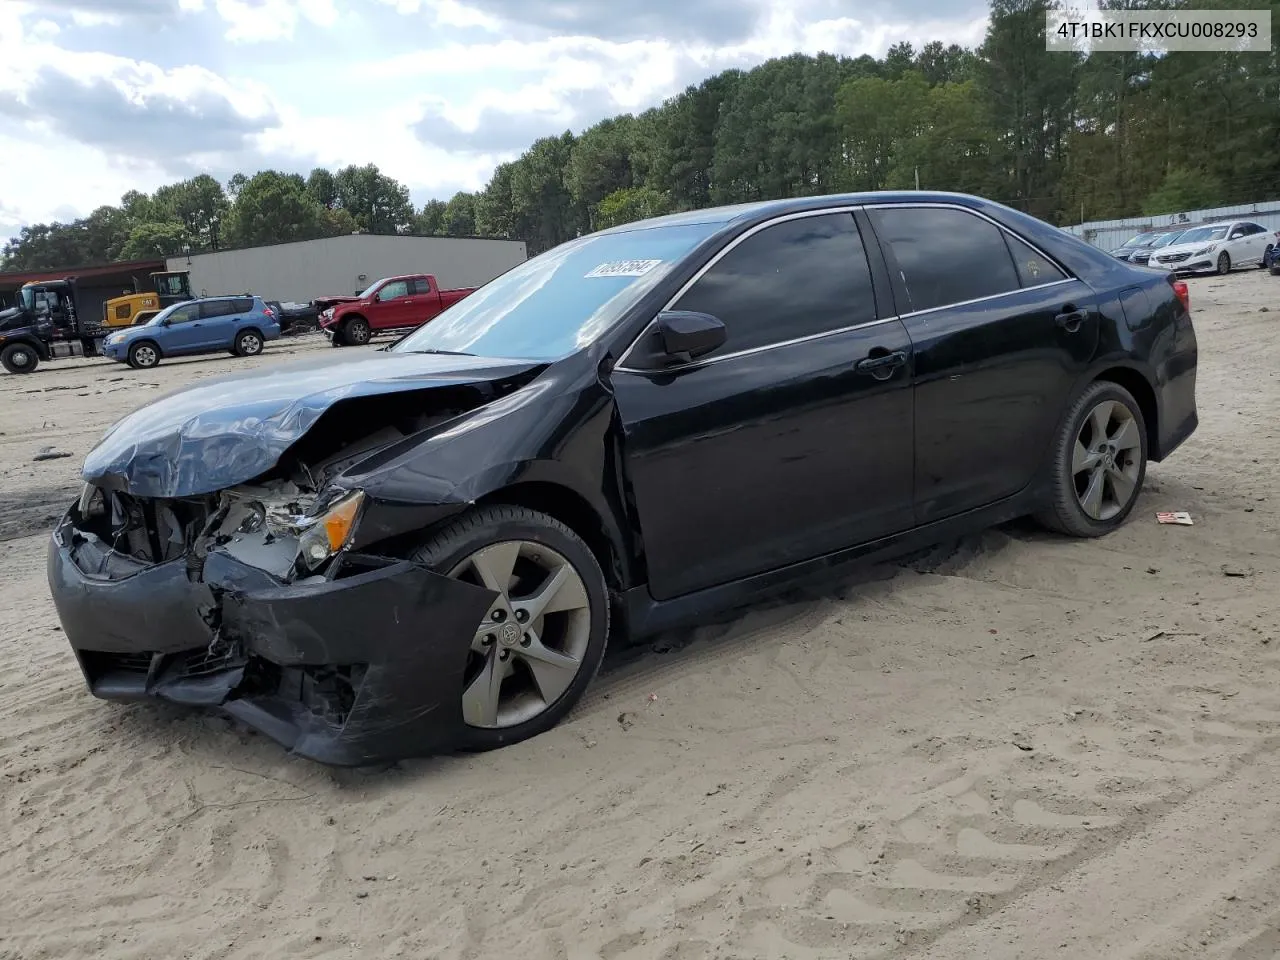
left=47, top=510, right=494, bottom=766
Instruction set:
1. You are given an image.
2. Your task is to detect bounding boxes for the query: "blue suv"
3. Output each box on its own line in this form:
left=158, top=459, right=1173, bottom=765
left=102, top=295, right=281, bottom=370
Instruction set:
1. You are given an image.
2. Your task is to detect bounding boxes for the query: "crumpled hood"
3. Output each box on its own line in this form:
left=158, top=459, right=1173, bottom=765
left=82, top=350, right=543, bottom=498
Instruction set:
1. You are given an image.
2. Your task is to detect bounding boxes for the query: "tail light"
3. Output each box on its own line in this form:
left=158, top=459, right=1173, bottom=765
left=264, top=306, right=275, bottom=318
left=1169, top=275, right=1190, bottom=314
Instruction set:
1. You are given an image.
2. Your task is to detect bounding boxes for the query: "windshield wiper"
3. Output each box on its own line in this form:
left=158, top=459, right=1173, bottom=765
left=408, top=348, right=475, bottom=356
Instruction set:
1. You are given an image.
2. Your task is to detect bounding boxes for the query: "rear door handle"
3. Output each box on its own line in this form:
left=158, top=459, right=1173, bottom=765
left=1055, top=307, right=1088, bottom=332
left=855, top=350, right=907, bottom=378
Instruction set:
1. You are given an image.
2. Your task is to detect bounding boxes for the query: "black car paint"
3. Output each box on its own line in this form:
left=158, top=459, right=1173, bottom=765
left=47, top=191, right=1198, bottom=765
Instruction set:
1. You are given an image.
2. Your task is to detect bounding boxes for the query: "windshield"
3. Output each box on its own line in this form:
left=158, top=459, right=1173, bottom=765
left=17, top=288, right=34, bottom=311
left=391, top=221, right=726, bottom=361
left=1153, top=231, right=1186, bottom=248
left=1121, top=232, right=1156, bottom=248
left=1177, top=225, right=1229, bottom=244
left=358, top=278, right=385, bottom=299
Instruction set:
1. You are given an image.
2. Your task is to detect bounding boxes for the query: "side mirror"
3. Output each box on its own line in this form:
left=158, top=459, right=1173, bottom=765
left=656, top=310, right=727, bottom=361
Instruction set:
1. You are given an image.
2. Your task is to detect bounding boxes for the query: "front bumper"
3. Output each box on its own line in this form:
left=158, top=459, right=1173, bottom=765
left=47, top=509, right=494, bottom=765
left=1150, top=258, right=1214, bottom=274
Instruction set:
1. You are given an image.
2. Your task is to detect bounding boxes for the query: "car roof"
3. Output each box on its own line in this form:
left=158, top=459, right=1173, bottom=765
left=593, top=191, right=1016, bottom=237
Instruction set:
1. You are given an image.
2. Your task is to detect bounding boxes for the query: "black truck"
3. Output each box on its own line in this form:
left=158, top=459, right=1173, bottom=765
left=0, top=277, right=106, bottom=374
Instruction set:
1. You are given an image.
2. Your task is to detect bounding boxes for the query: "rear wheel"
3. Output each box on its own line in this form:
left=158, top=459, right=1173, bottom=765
left=1217, top=251, right=1231, bottom=275
left=1, top=343, right=38, bottom=374
left=128, top=341, right=160, bottom=369
left=1262, top=245, right=1274, bottom=270
left=234, top=329, right=264, bottom=357
left=343, top=317, right=371, bottom=346
left=1035, top=380, right=1147, bottom=537
left=410, top=505, right=610, bottom=751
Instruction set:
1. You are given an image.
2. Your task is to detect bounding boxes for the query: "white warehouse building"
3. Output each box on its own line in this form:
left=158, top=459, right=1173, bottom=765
left=167, top=234, right=528, bottom=304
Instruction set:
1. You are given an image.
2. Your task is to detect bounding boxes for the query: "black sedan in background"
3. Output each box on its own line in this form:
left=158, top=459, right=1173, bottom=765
left=48, top=192, right=1199, bottom=765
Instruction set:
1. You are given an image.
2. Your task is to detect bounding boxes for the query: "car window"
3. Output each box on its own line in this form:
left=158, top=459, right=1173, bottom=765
left=1002, top=233, right=1068, bottom=287
left=868, top=206, right=1021, bottom=314
left=379, top=280, right=409, bottom=300
left=167, top=304, right=199, bottom=324
left=671, top=212, right=878, bottom=355
left=233, top=297, right=254, bottom=313
left=199, top=300, right=237, bottom=319
left=411, top=278, right=432, bottom=295
left=1241, top=223, right=1265, bottom=235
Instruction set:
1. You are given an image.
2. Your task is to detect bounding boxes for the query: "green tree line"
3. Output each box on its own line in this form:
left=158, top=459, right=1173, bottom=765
left=4, top=0, right=1277, bottom=272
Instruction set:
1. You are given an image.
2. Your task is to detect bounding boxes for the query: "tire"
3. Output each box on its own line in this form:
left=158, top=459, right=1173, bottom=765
left=1262, top=245, right=1274, bottom=270
left=1034, top=380, right=1147, bottom=538
left=234, top=328, right=264, bottom=357
left=343, top=317, right=371, bottom=346
left=127, top=341, right=160, bottom=369
left=409, top=505, right=610, bottom=752
left=1217, top=251, right=1231, bottom=275
left=1, top=342, right=39, bottom=374
left=1271, top=259, right=1280, bottom=277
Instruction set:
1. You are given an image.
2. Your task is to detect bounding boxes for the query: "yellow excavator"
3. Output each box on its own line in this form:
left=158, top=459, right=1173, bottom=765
left=102, top=270, right=193, bottom=328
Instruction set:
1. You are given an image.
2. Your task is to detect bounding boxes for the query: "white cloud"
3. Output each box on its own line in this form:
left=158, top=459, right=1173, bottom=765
left=213, top=0, right=339, bottom=42
left=0, top=0, right=991, bottom=244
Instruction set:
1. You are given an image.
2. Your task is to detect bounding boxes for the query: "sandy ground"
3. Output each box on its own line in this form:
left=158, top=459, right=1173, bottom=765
left=1, top=272, right=1279, bottom=960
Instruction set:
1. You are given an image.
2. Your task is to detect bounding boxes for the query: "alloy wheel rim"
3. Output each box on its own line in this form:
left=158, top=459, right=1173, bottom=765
left=243, top=334, right=261, bottom=353
left=1072, top=399, right=1142, bottom=522
left=136, top=346, right=156, bottom=366
left=351, top=323, right=370, bottom=343
left=448, top=540, right=592, bottom=729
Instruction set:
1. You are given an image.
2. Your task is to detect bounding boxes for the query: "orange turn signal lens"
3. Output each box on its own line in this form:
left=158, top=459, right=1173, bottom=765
left=320, top=491, right=364, bottom=551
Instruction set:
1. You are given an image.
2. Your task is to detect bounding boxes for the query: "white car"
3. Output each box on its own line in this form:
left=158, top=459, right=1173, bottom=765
left=1148, top=220, right=1278, bottom=275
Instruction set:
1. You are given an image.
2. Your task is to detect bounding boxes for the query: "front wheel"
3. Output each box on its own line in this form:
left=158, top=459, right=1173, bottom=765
left=343, top=317, right=371, bottom=346
left=1, top=342, right=39, bottom=374
left=127, top=341, right=160, bottom=369
left=234, top=329, right=264, bottom=357
left=1035, top=381, right=1147, bottom=537
left=1217, top=251, right=1231, bottom=275
left=410, top=505, right=610, bottom=751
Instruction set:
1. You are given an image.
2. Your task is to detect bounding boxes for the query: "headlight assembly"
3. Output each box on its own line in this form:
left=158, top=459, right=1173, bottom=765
left=268, top=489, right=366, bottom=571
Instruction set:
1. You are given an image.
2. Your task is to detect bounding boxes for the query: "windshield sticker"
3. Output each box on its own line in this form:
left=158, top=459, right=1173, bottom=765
left=585, top=259, right=663, bottom=279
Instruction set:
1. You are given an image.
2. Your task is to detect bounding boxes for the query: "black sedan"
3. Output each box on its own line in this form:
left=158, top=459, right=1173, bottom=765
left=47, top=192, right=1199, bottom=765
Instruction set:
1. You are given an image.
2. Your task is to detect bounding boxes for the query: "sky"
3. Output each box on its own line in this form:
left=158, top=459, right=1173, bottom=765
left=0, top=0, right=989, bottom=244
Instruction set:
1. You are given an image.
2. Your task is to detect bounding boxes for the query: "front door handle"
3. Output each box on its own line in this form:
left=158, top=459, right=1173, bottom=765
left=855, top=350, right=907, bottom=379
left=1055, top=307, right=1088, bottom=332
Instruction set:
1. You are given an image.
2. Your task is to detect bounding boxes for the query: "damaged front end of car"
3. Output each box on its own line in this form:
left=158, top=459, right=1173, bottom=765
left=45, top=364, right=566, bottom=765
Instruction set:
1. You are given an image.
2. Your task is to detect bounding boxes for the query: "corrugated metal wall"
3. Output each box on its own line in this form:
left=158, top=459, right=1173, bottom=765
left=168, top=235, right=528, bottom=303
left=1064, top=201, right=1280, bottom=251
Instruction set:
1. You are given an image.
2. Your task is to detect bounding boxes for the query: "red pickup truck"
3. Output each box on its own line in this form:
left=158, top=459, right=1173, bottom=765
left=317, top=274, right=476, bottom=346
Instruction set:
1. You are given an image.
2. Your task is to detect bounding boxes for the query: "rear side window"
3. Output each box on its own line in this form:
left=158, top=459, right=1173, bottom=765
left=411, top=278, right=433, bottom=295
left=673, top=212, right=878, bottom=356
left=868, top=206, right=1021, bottom=314
left=1003, top=233, right=1068, bottom=287
left=233, top=297, right=254, bottom=313
left=200, top=300, right=237, bottom=319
